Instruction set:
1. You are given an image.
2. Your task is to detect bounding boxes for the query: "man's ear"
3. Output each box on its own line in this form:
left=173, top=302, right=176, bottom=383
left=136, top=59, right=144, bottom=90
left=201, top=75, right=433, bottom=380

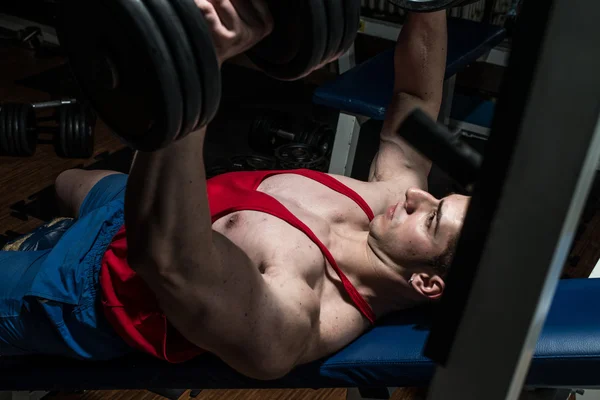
left=410, top=272, right=445, bottom=300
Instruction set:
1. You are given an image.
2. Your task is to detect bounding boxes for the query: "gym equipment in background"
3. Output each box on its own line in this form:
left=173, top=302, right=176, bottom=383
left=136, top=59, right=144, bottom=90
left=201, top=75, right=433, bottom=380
left=249, top=112, right=334, bottom=157
left=0, top=99, right=96, bottom=158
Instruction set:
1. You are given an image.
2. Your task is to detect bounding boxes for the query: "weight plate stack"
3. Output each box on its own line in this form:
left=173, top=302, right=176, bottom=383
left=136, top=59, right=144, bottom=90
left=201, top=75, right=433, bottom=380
left=336, top=0, right=361, bottom=60
left=230, top=155, right=277, bottom=172
left=170, top=0, right=221, bottom=130
left=0, top=103, right=37, bottom=157
left=320, top=0, right=345, bottom=66
left=246, top=0, right=328, bottom=80
left=57, top=0, right=184, bottom=151
left=275, top=143, right=326, bottom=171
left=144, top=0, right=203, bottom=139
left=57, top=104, right=95, bottom=159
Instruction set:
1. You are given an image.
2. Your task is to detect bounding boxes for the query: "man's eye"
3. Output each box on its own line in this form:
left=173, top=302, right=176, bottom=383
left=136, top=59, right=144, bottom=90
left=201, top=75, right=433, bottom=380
left=427, top=211, right=436, bottom=228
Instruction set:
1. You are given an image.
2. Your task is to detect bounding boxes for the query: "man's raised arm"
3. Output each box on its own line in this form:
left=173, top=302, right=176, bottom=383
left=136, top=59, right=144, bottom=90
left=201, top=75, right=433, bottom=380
left=120, top=1, right=317, bottom=381
left=369, top=11, right=448, bottom=185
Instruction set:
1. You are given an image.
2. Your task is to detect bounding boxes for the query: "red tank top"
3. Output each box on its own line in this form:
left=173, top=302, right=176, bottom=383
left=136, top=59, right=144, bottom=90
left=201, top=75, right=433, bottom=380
left=100, top=169, right=376, bottom=363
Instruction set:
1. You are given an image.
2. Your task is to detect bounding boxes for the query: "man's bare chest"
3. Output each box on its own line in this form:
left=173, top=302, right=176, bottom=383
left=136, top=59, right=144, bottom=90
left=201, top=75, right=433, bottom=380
left=211, top=174, right=371, bottom=277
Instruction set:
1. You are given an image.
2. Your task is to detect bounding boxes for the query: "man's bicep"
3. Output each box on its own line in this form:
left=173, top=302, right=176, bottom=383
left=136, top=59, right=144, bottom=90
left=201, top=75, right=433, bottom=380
left=202, top=272, right=318, bottom=379
left=178, top=235, right=318, bottom=379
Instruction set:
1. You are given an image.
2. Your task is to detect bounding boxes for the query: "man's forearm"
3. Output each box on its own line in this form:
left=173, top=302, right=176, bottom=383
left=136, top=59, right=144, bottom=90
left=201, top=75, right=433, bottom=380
left=124, top=129, right=215, bottom=284
left=393, top=11, right=447, bottom=104
left=384, top=11, right=448, bottom=129
left=374, top=11, right=448, bottom=179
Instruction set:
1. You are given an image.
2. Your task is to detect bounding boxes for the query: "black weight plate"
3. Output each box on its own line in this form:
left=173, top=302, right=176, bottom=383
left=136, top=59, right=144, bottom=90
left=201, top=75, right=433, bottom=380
left=75, top=105, right=84, bottom=157
left=75, top=105, right=93, bottom=158
left=245, top=1, right=303, bottom=77
left=57, top=0, right=183, bottom=151
left=82, top=107, right=95, bottom=158
left=72, top=106, right=81, bottom=158
left=6, top=105, right=15, bottom=156
left=3, top=105, right=12, bottom=155
left=58, top=105, right=69, bottom=157
left=64, top=106, right=72, bottom=157
left=69, top=105, right=80, bottom=158
left=246, top=0, right=328, bottom=80
left=321, top=0, right=345, bottom=66
left=17, top=104, right=37, bottom=156
left=336, top=0, right=361, bottom=59
left=275, top=143, right=325, bottom=169
left=13, top=104, right=22, bottom=155
left=145, top=0, right=202, bottom=139
left=67, top=106, right=74, bottom=157
left=0, top=106, right=7, bottom=155
left=170, top=0, right=221, bottom=130
left=67, top=106, right=75, bottom=158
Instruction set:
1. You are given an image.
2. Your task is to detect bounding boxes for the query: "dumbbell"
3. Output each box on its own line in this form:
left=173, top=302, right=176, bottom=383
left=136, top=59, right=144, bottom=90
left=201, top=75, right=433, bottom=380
left=0, top=100, right=96, bottom=158
left=55, top=0, right=363, bottom=152
left=249, top=114, right=334, bottom=156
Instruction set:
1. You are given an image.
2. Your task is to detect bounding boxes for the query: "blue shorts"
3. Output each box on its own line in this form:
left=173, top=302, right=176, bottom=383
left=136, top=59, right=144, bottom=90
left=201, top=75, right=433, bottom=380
left=0, top=173, right=134, bottom=360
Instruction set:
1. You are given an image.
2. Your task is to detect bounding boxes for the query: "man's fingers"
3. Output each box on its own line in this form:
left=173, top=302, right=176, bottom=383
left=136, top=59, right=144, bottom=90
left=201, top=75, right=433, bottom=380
left=195, top=0, right=223, bottom=29
left=207, top=0, right=239, bottom=31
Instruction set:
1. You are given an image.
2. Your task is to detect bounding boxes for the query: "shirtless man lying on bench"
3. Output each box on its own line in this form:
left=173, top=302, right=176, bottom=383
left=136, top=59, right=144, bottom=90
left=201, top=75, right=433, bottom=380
left=0, top=0, right=468, bottom=380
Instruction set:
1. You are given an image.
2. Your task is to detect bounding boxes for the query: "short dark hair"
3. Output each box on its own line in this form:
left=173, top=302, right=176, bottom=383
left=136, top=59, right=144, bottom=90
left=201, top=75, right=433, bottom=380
left=430, top=234, right=459, bottom=276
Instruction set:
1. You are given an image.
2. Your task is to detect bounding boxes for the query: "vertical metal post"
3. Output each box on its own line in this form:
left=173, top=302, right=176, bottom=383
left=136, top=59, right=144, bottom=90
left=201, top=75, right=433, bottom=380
left=328, top=114, right=362, bottom=176
left=423, top=0, right=600, bottom=399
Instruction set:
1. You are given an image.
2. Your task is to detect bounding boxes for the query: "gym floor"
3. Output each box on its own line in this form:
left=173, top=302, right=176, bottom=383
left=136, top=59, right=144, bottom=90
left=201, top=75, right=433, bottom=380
left=1, top=38, right=598, bottom=400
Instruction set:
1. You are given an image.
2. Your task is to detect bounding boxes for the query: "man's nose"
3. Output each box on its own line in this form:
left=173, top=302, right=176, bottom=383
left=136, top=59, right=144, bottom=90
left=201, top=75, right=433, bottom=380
left=405, top=188, right=437, bottom=213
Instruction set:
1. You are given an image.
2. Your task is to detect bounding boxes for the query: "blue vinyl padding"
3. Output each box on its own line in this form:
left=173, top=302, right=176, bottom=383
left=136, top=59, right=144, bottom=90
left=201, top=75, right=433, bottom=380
left=451, top=92, right=496, bottom=128
left=313, top=18, right=506, bottom=120
left=1, top=278, right=599, bottom=390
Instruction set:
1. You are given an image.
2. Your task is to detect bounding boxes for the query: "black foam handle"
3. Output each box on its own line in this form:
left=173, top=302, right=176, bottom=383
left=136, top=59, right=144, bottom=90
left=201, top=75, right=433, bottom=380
left=398, top=109, right=483, bottom=190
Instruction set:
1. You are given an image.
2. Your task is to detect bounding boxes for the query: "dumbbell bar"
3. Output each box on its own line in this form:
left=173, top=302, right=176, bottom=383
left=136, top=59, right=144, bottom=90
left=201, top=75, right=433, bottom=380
left=0, top=102, right=95, bottom=158
left=249, top=114, right=334, bottom=156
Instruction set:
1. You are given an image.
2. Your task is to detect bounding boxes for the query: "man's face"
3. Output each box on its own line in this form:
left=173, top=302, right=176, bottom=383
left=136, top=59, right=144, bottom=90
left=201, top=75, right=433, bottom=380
left=369, top=188, right=470, bottom=269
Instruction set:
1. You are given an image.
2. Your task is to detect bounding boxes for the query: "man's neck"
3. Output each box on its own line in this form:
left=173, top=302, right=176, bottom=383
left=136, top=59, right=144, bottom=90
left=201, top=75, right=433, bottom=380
left=333, top=230, right=421, bottom=319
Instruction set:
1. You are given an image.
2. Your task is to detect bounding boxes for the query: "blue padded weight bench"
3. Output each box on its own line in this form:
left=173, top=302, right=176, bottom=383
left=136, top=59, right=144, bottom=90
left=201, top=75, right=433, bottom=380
left=1, top=278, right=600, bottom=397
left=314, top=18, right=506, bottom=177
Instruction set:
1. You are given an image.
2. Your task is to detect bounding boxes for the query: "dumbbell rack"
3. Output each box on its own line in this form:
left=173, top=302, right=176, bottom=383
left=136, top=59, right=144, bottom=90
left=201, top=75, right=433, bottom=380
left=0, top=99, right=96, bottom=158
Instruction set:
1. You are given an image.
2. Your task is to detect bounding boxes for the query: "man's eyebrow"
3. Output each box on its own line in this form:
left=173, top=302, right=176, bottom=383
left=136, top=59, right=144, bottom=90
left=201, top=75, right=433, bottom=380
left=435, top=199, right=445, bottom=235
